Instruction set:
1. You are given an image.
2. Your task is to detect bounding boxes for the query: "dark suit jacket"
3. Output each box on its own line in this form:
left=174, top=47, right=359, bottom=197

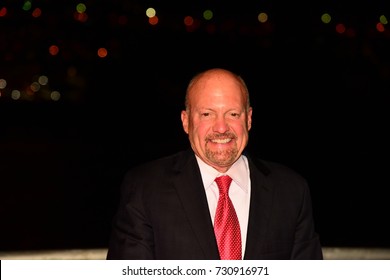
left=107, top=149, right=323, bottom=259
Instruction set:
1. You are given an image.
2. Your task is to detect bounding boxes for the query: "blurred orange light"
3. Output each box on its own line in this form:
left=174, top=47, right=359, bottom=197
left=97, top=48, right=108, bottom=58
left=0, top=7, right=7, bottom=17
left=376, top=22, right=385, bottom=32
left=149, top=16, right=158, bottom=25
left=184, top=16, right=194, bottom=26
left=49, top=45, right=59, bottom=56
left=335, top=23, right=346, bottom=34
left=74, top=11, right=88, bottom=22
left=32, top=8, right=42, bottom=18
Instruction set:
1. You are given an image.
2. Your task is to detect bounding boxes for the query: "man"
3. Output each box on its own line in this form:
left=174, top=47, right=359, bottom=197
left=106, top=68, right=323, bottom=259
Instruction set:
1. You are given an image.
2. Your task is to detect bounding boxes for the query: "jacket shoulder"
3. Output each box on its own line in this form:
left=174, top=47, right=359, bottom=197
left=123, top=149, right=195, bottom=179
left=247, top=154, right=309, bottom=188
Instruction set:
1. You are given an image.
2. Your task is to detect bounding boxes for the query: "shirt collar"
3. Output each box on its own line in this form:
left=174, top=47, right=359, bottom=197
left=195, top=155, right=249, bottom=193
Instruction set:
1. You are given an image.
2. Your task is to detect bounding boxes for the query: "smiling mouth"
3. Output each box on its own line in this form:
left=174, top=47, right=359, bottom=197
left=210, top=138, right=232, bottom=144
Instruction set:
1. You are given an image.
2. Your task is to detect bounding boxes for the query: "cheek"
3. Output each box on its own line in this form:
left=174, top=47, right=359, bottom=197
left=192, top=122, right=209, bottom=139
left=232, top=122, right=247, bottom=133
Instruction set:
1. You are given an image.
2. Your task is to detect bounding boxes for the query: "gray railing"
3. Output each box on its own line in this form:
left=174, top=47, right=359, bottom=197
left=1, top=247, right=390, bottom=260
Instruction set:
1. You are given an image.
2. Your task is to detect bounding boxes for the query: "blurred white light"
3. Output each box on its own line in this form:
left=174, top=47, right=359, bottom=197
left=146, top=8, right=156, bottom=18
left=50, top=91, right=61, bottom=101
left=38, top=75, right=49, bottom=85
left=0, top=79, right=6, bottom=89
left=11, top=90, right=21, bottom=100
left=30, top=82, right=41, bottom=92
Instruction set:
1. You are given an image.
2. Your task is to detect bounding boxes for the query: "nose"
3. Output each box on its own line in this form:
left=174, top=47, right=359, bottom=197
left=213, top=116, right=229, bottom=133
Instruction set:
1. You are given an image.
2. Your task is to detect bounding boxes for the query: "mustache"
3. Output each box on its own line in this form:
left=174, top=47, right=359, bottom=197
left=206, top=132, right=237, bottom=141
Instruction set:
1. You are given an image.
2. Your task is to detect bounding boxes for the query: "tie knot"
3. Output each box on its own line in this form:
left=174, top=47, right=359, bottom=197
left=215, top=175, right=232, bottom=194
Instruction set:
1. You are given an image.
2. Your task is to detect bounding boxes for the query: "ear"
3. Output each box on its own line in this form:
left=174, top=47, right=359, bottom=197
left=247, top=107, right=253, bottom=131
left=181, top=110, right=189, bottom=134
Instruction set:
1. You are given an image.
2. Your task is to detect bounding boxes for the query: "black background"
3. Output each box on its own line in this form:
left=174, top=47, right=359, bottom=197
left=1, top=1, right=389, bottom=251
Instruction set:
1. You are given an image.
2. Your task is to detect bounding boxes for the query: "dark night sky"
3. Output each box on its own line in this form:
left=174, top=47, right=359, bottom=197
left=1, top=1, right=389, bottom=252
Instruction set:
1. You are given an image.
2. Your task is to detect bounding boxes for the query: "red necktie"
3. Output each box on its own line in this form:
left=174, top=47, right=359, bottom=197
left=214, top=175, right=242, bottom=260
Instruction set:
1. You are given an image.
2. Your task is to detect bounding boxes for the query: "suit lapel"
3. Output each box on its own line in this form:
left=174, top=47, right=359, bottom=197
left=244, top=155, right=274, bottom=259
left=172, top=150, right=220, bottom=259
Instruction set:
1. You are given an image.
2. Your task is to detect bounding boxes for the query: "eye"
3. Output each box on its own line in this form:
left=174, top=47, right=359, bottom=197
left=199, top=112, right=213, bottom=119
left=230, top=112, right=240, bottom=118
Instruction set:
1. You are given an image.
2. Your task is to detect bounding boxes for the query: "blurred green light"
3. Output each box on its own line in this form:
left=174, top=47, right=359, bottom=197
left=203, top=10, right=213, bottom=20
left=22, top=1, right=32, bottom=11
left=76, top=3, right=87, bottom=13
left=379, top=15, right=388, bottom=25
left=321, top=13, right=331, bottom=24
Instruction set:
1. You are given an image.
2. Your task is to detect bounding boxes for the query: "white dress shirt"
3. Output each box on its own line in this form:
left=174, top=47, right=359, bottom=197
left=195, top=155, right=251, bottom=257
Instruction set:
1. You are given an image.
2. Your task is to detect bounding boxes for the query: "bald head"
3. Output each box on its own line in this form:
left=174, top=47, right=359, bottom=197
left=185, top=68, right=251, bottom=113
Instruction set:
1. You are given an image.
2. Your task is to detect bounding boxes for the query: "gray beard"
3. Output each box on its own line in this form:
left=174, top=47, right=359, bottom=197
left=205, top=147, right=238, bottom=167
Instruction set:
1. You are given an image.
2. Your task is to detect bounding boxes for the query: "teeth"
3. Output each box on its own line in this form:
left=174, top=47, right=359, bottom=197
left=212, top=138, right=231, bottom=144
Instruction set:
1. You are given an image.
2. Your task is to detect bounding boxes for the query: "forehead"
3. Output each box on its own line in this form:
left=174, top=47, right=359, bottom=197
left=190, top=72, right=244, bottom=100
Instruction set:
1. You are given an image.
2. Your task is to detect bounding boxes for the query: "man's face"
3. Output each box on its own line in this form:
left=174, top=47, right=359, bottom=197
left=181, top=72, right=252, bottom=173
